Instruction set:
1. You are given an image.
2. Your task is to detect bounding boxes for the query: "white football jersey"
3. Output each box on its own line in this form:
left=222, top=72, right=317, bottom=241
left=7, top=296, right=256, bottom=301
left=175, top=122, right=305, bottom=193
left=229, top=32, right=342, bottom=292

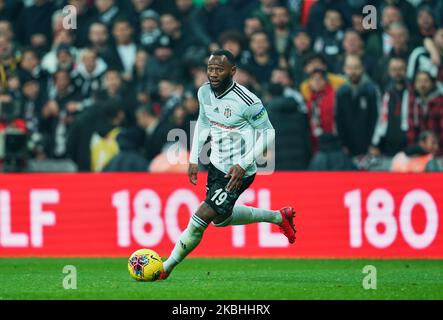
left=190, top=81, right=274, bottom=177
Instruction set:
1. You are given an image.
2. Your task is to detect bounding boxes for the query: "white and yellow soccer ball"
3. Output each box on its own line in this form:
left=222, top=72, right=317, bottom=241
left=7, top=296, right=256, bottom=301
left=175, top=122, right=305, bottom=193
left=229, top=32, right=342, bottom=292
left=127, top=249, right=164, bottom=281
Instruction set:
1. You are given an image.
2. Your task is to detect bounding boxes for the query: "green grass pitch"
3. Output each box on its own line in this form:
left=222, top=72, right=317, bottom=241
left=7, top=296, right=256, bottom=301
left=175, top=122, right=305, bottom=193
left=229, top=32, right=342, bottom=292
left=0, top=258, right=442, bottom=299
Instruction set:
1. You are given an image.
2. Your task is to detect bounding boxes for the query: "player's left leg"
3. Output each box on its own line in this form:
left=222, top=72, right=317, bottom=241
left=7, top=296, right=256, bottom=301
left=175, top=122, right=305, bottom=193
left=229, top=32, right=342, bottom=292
left=213, top=205, right=296, bottom=244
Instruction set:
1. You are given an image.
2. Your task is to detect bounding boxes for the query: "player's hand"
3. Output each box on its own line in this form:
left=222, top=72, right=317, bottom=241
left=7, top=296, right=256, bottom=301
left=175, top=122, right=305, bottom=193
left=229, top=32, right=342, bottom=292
left=225, top=164, right=245, bottom=193
left=188, top=164, right=198, bottom=185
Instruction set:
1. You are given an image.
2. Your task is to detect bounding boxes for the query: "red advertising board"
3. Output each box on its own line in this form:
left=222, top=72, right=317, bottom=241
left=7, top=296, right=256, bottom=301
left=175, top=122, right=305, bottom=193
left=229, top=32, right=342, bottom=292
left=0, top=173, right=441, bottom=258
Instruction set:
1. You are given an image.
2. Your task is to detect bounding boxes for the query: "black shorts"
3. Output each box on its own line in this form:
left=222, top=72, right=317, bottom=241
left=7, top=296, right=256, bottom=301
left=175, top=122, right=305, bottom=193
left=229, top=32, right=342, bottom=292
left=204, top=163, right=255, bottom=216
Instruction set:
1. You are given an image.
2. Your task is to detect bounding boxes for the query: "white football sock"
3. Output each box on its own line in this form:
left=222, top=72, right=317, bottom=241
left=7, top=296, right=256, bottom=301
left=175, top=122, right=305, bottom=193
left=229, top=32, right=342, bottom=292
left=214, top=205, right=282, bottom=227
left=163, top=215, right=208, bottom=273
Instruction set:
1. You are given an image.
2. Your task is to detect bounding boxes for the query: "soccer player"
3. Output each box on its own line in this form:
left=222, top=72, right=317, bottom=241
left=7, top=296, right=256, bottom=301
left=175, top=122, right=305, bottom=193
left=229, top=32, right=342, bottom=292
left=159, top=50, right=296, bottom=280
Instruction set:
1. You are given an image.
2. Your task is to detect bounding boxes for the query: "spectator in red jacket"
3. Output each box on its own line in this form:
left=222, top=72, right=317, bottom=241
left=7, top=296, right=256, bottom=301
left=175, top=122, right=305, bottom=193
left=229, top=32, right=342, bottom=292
left=305, top=68, right=337, bottom=153
left=407, top=70, right=443, bottom=156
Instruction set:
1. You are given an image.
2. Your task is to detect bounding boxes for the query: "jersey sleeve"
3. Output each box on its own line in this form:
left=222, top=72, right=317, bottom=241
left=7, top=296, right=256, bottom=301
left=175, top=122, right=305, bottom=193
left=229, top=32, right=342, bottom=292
left=243, top=101, right=270, bottom=128
left=189, top=88, right=211, bottom=164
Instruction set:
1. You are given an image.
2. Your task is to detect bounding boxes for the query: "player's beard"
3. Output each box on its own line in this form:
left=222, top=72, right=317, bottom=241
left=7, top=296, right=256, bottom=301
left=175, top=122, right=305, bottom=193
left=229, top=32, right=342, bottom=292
left=211, top=77, right=233, bottom=96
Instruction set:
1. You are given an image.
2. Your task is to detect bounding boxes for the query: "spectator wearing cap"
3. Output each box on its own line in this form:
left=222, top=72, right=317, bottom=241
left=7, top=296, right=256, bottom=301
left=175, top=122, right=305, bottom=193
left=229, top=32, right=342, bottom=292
left=139, top=9, right=162, bottom=53
left=103, top=17, right=138, bottom=81
left=312, top=8, right=345, bottom=74
left=285, top=28, right=314, bottom=88
left=407, top=70, right=443, bottom=156
left=335, top=55, right=380, bottom=157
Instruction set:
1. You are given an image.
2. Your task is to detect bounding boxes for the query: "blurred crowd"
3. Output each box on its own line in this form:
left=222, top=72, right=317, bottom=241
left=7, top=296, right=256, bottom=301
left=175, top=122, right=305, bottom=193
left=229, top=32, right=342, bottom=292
left=0, top=0, right=442, bottom=172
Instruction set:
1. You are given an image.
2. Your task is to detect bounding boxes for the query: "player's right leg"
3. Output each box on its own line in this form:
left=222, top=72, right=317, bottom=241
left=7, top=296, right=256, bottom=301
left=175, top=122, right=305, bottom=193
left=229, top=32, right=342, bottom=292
left=160, top=202, right=218, bottom=280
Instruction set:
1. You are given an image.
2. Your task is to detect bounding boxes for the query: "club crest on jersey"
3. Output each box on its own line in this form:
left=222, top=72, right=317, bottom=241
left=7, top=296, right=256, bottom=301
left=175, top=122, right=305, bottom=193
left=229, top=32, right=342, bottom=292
left=224, top=107, right=232, bottom=118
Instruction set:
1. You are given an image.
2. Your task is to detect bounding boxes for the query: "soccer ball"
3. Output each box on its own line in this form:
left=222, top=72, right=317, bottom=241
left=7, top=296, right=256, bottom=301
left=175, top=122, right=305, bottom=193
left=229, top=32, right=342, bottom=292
left=128, top=249, right=164, bottom=281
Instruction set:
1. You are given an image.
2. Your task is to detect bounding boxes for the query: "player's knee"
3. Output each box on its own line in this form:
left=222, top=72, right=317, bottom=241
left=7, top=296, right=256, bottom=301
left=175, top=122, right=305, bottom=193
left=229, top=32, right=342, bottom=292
left=212, top=216, right=232, bottom=227
left=188, top=215, right=208, bottom=236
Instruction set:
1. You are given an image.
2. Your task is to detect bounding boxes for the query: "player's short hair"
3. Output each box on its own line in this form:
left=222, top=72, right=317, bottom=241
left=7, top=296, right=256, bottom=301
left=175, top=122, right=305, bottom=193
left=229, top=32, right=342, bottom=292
left=210, top=49, right=236, bottom=66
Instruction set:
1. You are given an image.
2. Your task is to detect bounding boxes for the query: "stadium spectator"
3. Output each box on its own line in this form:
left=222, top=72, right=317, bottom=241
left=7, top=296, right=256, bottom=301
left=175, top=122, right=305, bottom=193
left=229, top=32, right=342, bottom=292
left=375, top=23, right=411, bottom=91
left=304, top=68, right=337, bottom=153
left=299, top=53, right=345, bottom=101
left=313, top=8, right=345, bottom=73
left=67, top=0, right=96, bottom=49
left=40, top=69, right=80, bottom=158
left=139, top=9, right=162, bottom=53
left=135, top=104, right=172, bottom=164
left=104, top=17, right=138, bottom=81
left=371, top=57, right=410, bottom=157
left=72, top=49, right=107, bottom=100
left=377, top=0, right=417, bottom=35
left=391, top=130, right=438, bottom=172
left=266, top=68, right=311, bottom=170
left=410, top=5, right=437, bottom=48
left=18, top=47, right=50, bottom=96
left=94, top=69, right=137, bottom=127
left=243, top=15, right=265, bottom=42
left=16, top=0, right=55, bottom=50
left=195, top=0, right=231, bottom=45
left=335, top=55, right=379, bottom=157
left=366, top=5, right=404, bottom=60
left=306, top=0, right=352, bottom=41
left=269, top=6, right=292, bottom=57
left=0, top=34, right=20, bottom=92
left=145, top=34, right=183, bottom=94
left=407, top=70, right=443, bottom=156
left=127, top=0, right=163, bottom=36
left=241, top=31, right=278, bottom=86
left=285, top=28, right=313, bottom=88
left=87, top=22, right=111, bottom=58
left=93, top=0, right=121, bottom=30
left=218, top=31, right=246, bottom=63
left=407, top=27, right=443, bottom=85
left=336, top=29, right=377, bottom=80
left=103, top=127, right=148, bottom=172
